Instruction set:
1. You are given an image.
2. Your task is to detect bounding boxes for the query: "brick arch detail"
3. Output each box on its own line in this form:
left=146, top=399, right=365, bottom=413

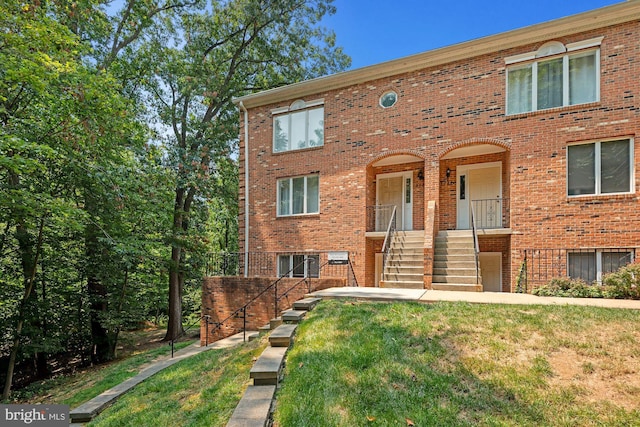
left=438, top=138, right=512, bottom=159
left=367, top=149, right=427, bottom=168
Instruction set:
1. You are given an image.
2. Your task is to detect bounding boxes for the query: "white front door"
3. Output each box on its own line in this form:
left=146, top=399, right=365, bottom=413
left=479, top=252, right=502, bottom=292
left=457, top=163, right=501, bottom=229
left=377, top=172, right=413, bottom=231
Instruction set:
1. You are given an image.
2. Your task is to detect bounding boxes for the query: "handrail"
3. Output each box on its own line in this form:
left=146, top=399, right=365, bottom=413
left=276, top=259, right=324, bottom=311
left=170, top=314, right=211, bottom=358
left=206, top=257, right=315, bottom=343
left=470, top=202, right=481, bottom=285
left=380, top=206, right=397, bottom=285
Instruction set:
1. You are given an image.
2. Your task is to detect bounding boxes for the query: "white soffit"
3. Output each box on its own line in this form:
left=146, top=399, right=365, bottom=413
left=441, top=144, right=506, bottom=160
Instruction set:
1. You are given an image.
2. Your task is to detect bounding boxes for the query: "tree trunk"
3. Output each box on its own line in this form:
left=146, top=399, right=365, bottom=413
left=164, top=246, right=184, bottom=341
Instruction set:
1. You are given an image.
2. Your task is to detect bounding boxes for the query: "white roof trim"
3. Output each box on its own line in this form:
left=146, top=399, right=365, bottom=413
left=566, top=36, right=604, bottom=52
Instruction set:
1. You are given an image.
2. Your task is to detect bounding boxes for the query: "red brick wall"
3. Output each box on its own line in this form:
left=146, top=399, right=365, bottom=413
left=238, top=21, right=640, bottom=290
left=201, top=276, right=344, bottom=344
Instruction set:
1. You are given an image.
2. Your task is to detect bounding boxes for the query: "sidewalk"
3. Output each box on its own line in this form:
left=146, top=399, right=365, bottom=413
left=69, top=332, right=249, bottom=425
left=309, top=287, right=640, bottom=310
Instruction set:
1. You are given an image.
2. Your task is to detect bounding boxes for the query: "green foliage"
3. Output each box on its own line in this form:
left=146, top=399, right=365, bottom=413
left=602, top=263, right=640, bottom=300
left=534, top=264, right=640, bottom=300
left=533, top=277, right=606, bottom=298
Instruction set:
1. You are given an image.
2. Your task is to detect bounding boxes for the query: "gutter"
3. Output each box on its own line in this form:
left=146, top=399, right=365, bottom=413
left=239, top=101, right=249, bottom=277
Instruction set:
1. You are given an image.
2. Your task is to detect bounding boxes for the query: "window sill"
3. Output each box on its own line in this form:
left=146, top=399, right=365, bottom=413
left=566, top=192, right=637, bottom=203
left=276, top=213, right=321, bottom=219
left=272, top=145, right=324, bottom=155
left=505, top=101, right=601, bottom=120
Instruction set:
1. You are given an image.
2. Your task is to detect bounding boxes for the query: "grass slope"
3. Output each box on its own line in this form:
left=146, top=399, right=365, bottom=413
left=88, top=338, right=266, bottom=426
left=274, top=300, right=640, bottom=427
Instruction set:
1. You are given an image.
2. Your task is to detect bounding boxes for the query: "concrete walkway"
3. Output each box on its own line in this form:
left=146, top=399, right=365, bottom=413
left=309, top=287, right=640, bottom=310
left=69, top=332, right=250, bottom=425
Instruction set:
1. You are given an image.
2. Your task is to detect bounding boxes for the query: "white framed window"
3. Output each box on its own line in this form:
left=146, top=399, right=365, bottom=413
left=568, top=250, right=634, bottom=283
left=567, top=139, right=633, bottom=196
left=277, top=175, right=319, bottom=216
left=278, top=254, right=320, bottom=278
left=506, top=39, right=601, bottom=115
left=273, top=99, right=324, bottom=153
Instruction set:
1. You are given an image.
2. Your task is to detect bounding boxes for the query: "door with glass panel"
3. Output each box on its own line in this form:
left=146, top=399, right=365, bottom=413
left=376, top=172, right=413, bottom=231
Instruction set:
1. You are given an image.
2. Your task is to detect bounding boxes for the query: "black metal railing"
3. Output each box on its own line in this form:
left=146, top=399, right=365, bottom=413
left=170, top=314, right=211, bottom=358
left=366, top=205, right=396, bottom=232
left=206, top=251, right=355, bottom=283
left=470, top=202, right=481, bottom=285
left=471, top=198, right=510, bottom=229
left=520, top=248, right=636, bottom=291
left=380, top=206, right=397, bottom=284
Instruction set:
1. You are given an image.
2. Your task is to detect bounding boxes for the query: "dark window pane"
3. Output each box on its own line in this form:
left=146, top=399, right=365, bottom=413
left=600, top=139, right=630, bottom=194
left=568, top=144, right=595, bottom=196
left=568, top=252, right=596, bottom=283
left=602, top=251, right=633, bottom=274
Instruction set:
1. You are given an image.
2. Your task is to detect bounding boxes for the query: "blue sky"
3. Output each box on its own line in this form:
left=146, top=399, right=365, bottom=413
left=323, top=0, right=622, bottom=70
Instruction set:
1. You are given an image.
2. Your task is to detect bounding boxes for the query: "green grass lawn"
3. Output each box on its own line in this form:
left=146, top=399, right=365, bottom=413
left=274, top=300, right=640, bottom=427
left=15, top=339, right=195, bottom=408
left=88, top=338, right=267, bottom=426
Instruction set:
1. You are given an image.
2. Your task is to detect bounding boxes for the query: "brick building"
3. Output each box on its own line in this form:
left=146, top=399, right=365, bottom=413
left=232, top=1, right=640, bottom=292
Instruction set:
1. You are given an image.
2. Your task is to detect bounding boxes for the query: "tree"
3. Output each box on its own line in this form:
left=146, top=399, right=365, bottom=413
left=142, top=0, right=350, bottom=340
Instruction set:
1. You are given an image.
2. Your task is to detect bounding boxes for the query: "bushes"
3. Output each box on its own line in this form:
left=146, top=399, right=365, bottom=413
left=533, top=263, right=640, bottom=300
left=602, top=263, right=640, bottom=299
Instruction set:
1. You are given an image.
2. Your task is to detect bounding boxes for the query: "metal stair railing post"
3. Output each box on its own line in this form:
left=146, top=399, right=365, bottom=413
left=380, top=206, right=397, bottom=285
left=470, top=203, right=480, bottom=285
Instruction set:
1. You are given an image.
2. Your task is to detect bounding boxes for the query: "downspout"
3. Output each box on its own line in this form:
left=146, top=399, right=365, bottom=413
left=239, top=101, right=249, bottom=277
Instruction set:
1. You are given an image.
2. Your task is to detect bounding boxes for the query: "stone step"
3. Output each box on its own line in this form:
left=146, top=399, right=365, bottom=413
left=437, top=242, right=475, bottom=250
left=432, top=275, right=480, bottom=284
left=270, top=317, right=283, bottom=330
left=387, top=259, right=423, bottom=267
left=432, top=283, right=483, bottom=292
left=433, top=254, right=477, bottom=262
left=247, top=332, right=260, bottom=342
left=380, top=280, right=424, bottom=289
left=258, top=324, right=272, bottom=335
left=292, top=297, right=322, bottom=311
left=269, top=324, right=298, bottom=348
left=226, top=385, right=276, bottom=427
left=250, top=346, right=288, bottom=386
left=281, top=309, right=307, bottom=323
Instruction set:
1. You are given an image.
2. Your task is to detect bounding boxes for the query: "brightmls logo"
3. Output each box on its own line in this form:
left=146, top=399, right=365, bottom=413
left=1, top=405, right=68, bottom=426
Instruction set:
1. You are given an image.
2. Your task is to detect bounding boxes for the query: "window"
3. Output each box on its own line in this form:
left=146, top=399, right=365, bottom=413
left=506, top=39, right=601, bottom=115
left=567, top=139, right=632, bottom=196
left=273, top=100, right=324, bottom=153
left=278, top=254, right=320, bottom=278
left=277, top=175, right=319, bottom=216
left=380, top=91, right=397, bottom=108
left=568, top=250, right=634, bottom=283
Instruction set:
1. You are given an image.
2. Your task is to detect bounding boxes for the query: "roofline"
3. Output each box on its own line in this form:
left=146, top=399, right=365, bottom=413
left=234, top=1, right=640, bottom=109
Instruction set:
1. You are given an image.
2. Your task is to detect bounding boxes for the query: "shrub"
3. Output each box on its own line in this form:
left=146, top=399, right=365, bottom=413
left=602, top=263, right=640, bottom=300
left=533, top=277, right=605, bottom=298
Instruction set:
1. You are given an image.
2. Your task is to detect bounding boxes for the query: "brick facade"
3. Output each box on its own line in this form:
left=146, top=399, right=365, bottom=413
left=235, top=5, right=640, bottom=292
left=201, top=277, right=344, bottom=344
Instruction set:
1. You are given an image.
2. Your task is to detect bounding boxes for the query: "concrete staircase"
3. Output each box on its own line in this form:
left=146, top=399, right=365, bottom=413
left=380, top=231, right=424, bottom=289
left=432, top=230, right=483, bottom=292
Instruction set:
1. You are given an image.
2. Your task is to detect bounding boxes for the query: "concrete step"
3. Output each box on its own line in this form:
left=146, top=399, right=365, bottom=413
left=383, top=273, right=423, bottom=283
left=437, top=242, right=475, bottom=250
left=250, top=346, right=288, bottom=386
left=226, top=385, right=276, bottom=427
left=433, top=260, right=476, bottom=269
left=434, top=247, right=475, bottom=255
left=281, top=309, right=307, bottom=323
left=247, top=332, right=260, bottom=342
left=433, top=267, right=477, bottom=276
left=292, top=297, right=322, bottom=311
left=433, top=254, right=477, bottom=262
left=437, top=230, right=473, bottom=237
left=432, top=275, right=480, bottom=284
left=387, top=259, right=423, bottom=267
left=258, top=324, right=272, bottom=336
left=380, top=280, right=424, bottom=289
left=432, top=283, right=483, bottom=292
left=269, top=324, right=298, bottom=348
left=384, top=266, right=423, bottom=275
